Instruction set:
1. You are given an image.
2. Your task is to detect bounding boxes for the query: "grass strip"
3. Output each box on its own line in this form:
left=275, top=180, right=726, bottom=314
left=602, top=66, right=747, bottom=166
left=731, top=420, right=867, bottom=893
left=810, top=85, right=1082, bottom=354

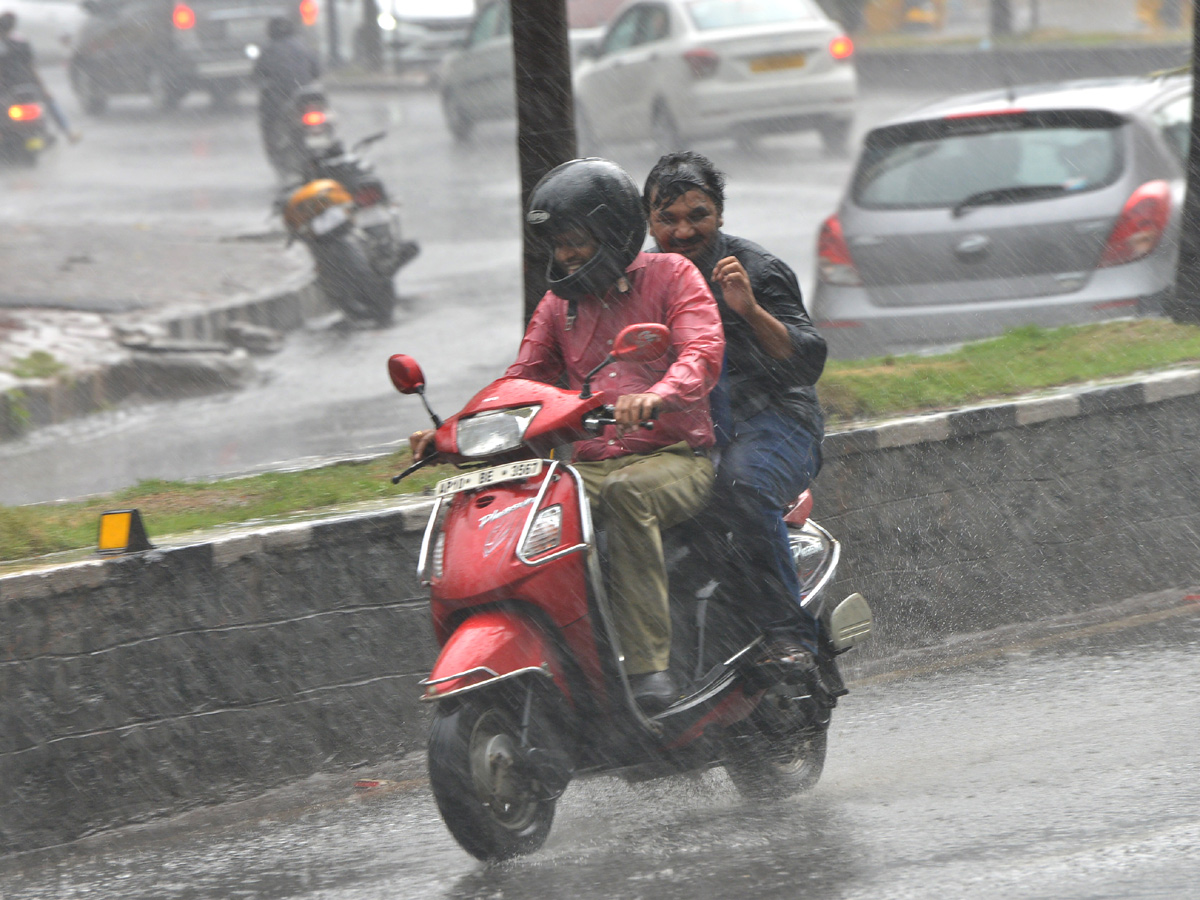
left=5, top=319, right=1200, bottom=566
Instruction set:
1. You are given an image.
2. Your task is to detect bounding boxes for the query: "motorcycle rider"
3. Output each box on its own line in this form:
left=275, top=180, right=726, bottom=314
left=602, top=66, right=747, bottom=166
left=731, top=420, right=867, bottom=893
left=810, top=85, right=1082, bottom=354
left=412, top=158, right=724, bottom=713
left=0, top=11, right=79, bottom=142
left=644, top=151, right=827, bottom=671
left=253, top=15, right=320, bottom=175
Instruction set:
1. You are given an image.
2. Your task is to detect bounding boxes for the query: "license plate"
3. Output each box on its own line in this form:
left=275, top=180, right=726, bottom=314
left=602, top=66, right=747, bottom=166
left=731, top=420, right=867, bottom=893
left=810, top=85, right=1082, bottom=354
left=435, top=459, right=544, bottom=497
left=355, top=204, right=392, bottom=228
left=25, top=137, right=44, bottom=151
left=310, top=205, right=348, bottom=236
left=749, top=52, right=807, bottom=73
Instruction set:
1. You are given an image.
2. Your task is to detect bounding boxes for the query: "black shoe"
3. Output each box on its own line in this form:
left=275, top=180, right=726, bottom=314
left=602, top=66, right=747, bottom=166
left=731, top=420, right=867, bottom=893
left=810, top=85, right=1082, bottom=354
left=629, top=670, right=677, bottom=714
left=759, top=637, right=818, bottom=675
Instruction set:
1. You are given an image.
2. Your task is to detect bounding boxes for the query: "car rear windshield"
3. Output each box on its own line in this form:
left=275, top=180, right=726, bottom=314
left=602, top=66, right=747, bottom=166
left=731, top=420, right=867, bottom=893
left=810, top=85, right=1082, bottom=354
left=684, top=0, right=822, bottom=30
left=852, top=110, right=1126, bottom=210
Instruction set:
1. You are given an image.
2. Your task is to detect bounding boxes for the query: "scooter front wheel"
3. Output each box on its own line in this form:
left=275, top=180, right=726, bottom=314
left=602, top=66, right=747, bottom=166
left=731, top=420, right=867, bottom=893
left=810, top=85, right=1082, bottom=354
left=723, top=719, right=828, bottom=800
left=428, top=700, right=556, bottom=861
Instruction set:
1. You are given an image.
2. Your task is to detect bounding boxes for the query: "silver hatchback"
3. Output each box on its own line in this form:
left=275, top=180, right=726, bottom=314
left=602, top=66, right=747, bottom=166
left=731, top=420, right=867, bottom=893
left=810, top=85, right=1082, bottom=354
left=811, top=76, right=1191, bottom=359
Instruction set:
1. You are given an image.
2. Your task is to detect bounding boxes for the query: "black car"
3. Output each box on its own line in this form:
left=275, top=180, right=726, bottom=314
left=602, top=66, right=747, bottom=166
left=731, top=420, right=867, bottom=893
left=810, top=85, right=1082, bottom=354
left=69, top=0, right=319, bottom=113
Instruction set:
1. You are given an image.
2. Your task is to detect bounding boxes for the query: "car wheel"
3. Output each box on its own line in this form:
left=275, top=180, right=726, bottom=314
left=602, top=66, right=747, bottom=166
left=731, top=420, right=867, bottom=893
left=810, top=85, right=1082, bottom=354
left=651, top=102, right=682, bottom=155
left=441, top=91, right=473, bottom=144
left=71, top=64, right=108, bottom=116
left=818, top=116, right=852, bottom=158
left=147, top=65, right=186, bottom=112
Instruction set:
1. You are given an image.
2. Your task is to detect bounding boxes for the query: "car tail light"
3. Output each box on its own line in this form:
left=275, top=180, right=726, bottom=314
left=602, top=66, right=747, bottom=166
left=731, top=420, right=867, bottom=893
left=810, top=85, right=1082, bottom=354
left=172, top=2, right=195, bottom=29
left=684, top=47, right=719, bottom=79
left=1098, top=180, right=1171, bottom=268
left=829, top=35, right=854, bottom=60
left=301, top=108, right=326, bottom=126
left=944, top=107, right=1026, bottom=119
left=299, top=0, right=318, bottom=26
left=7, top=102, right=41, bottom=122
left=817, top=214, right=862, bottom=286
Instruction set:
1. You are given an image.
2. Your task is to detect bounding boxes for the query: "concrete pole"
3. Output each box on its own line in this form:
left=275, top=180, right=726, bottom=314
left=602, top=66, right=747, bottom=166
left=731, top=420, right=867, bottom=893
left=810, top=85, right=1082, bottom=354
left=512, top=0, right=577, bottom=325
left=1170, top=0, right=1200, bottom=323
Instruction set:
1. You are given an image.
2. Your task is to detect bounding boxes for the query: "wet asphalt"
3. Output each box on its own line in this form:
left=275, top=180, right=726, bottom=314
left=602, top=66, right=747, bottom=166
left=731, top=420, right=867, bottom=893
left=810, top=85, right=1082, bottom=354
left=1, top=592, right=1197, bottom=899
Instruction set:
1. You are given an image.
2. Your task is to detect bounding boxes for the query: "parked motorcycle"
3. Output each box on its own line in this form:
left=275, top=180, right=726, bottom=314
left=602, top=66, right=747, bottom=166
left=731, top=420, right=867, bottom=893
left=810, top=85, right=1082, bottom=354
left=388, top=323, right=873, bottom=861
left=277, top=106, right=419, bottom=328
left=297, top=130, right=420, bottom=284
left=1, top=83, right=53, bottom=166
left=282, top=177, right=399, bottom=327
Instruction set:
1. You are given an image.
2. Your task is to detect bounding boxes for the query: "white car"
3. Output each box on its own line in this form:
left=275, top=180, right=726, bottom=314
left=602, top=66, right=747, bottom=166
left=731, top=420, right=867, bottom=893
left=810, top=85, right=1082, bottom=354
left=575, top=0, right=857, bottom=153
left=7, top=0, right=86, bottom=65
left=384, top=0, right=474, bottom=71
left=439, top=0, right=620, bottom=144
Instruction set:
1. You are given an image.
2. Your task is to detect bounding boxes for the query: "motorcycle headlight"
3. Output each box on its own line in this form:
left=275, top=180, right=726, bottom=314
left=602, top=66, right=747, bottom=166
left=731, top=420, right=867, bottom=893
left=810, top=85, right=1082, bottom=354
left=455, top=406, right=540, bottom=458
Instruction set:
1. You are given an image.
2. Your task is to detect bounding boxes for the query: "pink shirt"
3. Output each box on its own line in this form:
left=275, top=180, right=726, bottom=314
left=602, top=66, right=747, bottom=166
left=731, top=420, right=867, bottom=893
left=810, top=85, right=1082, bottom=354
left=505, top=252, right=724, bottom=461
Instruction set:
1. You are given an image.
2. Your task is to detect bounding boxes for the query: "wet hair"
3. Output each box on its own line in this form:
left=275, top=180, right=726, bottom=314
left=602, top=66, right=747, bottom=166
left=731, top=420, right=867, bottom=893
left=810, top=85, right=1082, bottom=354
left=642, top=150, right=726, bottom=216
left=0, top=12, right=17, bottom=35
left=267, top=15, right=295, bottom=40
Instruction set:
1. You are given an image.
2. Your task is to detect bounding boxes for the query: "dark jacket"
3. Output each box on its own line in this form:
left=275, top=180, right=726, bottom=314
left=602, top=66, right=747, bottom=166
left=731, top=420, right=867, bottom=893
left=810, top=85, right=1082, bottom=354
left=665, top=232, right=826, bottom=442
left=253, top=35, right=319, bottom=113
left=0, top=36, right=36, bottom=92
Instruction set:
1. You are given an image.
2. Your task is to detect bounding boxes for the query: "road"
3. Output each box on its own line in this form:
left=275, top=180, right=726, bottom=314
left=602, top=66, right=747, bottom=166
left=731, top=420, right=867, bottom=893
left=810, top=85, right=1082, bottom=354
left=1, top=592, right=1197, bottom=898
left=0, top=69, right=938, bottom=505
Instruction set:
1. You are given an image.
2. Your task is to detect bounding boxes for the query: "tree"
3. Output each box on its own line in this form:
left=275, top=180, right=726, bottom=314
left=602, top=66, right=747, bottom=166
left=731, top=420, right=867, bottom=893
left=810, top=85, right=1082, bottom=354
left=1168, top=2, right=1200, bottom=323
left=511, top=0, right=577, bottom=324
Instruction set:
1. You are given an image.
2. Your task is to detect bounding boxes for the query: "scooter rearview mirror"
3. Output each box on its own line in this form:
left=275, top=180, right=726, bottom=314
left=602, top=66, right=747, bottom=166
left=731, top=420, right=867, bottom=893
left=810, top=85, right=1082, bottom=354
left=611, top=323, right=670, bottom=363
left=388, top=354, right=425, bottom=394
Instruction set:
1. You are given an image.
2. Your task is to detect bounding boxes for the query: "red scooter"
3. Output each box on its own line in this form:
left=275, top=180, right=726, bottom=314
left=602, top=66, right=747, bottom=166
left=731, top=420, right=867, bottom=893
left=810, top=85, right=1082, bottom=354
left=388, top=323, right=873, bottom=861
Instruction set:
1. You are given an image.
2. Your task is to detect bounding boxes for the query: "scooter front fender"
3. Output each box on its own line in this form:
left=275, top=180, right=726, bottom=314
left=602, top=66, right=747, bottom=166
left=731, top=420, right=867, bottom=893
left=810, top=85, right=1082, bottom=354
left=421, top=608, right=571, bottom=705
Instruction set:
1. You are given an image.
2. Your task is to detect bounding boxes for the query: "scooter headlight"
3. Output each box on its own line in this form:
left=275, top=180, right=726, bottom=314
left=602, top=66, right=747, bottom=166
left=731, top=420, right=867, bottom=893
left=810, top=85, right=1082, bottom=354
left=456, top=406, right=539, bottom=458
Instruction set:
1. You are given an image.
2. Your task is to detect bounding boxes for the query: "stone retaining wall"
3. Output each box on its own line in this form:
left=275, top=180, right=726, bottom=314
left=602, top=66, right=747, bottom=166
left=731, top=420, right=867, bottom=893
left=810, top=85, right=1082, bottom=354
left=5, top=370, right=1200, bottom=853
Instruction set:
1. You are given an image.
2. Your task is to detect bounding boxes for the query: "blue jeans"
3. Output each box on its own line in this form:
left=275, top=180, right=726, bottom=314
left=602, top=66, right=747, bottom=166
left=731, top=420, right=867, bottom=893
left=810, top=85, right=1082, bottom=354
left=713, top=408, right=822, bottom=647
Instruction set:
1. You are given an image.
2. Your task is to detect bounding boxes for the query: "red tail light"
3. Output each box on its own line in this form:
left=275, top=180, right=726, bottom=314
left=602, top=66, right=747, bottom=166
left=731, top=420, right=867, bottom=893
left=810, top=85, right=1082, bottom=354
left=1098, top=180, right=1171, bottom=268
left=299, top=0, right=318, bottom=26
left=354, top=185, right=384, bottom=207
left=829, top=35, right=854, bottom=60
left=817, top=214, right=862, bottom=286
left=684, top=47, right=719, bottom=79
left=7, top=102, right=42, bottom=122
left=301, top=109, right=326, bottom=126
left=172, top=3, right=195, bottom=28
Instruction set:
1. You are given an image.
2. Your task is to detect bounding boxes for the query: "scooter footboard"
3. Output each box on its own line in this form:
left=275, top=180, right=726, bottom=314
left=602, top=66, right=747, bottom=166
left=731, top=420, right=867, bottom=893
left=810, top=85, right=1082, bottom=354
left=420, top=608, right=570, bottom=704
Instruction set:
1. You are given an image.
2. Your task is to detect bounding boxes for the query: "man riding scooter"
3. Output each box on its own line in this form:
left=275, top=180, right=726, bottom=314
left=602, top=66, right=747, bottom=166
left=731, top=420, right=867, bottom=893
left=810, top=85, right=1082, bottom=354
left=0, top=11, right=79, bottom=145
left=644, top=151, right=828, bottom=673
left=412, top=157, right=724, bottom=713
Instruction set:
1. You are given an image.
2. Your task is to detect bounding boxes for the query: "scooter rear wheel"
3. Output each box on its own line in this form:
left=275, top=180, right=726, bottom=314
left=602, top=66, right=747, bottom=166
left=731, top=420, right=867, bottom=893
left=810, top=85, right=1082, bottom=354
left=428, top=700, right=556, bottom=861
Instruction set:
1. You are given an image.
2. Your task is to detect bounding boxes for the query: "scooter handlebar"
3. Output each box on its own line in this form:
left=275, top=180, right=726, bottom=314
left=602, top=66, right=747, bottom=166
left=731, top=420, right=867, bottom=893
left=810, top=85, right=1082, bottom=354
left=582, top=405, right=657, bottom=435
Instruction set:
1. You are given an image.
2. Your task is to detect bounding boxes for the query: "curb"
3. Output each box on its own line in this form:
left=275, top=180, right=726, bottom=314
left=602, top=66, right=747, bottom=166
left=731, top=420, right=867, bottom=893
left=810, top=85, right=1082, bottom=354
left=0, top=278, right=328, bottom=442
left=824, top=366, right=1200, bottom=459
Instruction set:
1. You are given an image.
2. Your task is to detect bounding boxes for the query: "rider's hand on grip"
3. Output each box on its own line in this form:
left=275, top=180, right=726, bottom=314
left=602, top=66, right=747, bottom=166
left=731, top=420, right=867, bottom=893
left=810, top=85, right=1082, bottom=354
left=614, top=392, right=663, bottom=435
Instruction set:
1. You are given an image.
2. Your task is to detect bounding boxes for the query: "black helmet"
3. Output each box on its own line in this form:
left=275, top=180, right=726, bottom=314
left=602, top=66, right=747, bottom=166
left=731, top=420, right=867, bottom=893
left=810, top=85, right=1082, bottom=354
left=526, top=158, right=646, bottom=302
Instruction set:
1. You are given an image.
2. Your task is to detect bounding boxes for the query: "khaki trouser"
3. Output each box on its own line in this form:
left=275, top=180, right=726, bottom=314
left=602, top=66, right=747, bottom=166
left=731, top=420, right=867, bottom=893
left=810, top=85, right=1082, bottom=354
left=574, top=443, right=714, bottom=675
